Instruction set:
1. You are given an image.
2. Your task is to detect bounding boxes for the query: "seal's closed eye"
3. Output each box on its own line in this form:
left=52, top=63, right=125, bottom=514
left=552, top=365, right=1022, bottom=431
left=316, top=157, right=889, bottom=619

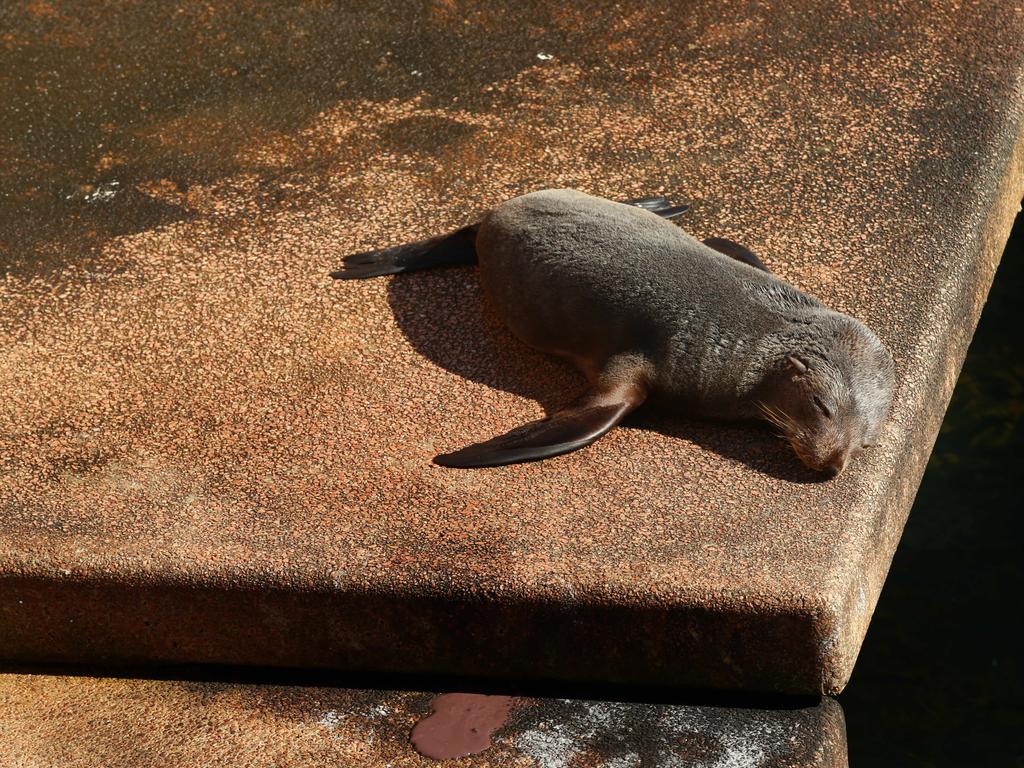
left=812, top=396, right=832, bottom=419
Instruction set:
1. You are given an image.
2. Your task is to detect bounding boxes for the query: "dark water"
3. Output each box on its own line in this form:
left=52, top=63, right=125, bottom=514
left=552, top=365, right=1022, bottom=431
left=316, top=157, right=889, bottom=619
left=841, top=208, right=1024, bottom=766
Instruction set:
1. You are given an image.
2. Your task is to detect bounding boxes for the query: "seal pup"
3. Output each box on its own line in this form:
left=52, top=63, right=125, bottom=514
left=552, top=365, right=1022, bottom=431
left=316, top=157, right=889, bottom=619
left=332, top=189, right=894, bottom=475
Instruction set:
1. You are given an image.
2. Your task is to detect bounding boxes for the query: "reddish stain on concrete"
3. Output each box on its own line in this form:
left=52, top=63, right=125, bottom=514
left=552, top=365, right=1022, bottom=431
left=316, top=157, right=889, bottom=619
left=411, top=693, right=515, bottom=760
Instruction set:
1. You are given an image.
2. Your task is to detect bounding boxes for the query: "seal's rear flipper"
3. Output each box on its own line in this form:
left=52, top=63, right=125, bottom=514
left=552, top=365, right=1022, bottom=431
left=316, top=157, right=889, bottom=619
left=330, top=224, right=478, bottom=280
left=703, top=237, right=770, bottom=273
left=434, top=367, right=648, bottom=468
left=621, top=196, right=690, bottom=220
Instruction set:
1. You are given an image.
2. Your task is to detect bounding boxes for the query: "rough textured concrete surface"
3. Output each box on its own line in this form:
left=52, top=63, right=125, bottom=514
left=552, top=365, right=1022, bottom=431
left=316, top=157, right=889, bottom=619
left=1, top=0, right=1023, bottom=694
left=0, top=674, right=848, bottom=767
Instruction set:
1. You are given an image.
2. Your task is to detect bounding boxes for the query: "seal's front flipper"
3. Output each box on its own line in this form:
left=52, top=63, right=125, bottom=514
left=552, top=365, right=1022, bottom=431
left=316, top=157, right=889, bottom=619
left=621, top=196, right=690, bottom=220
left=434, top=368, right=648, bottom=468
left=703, top=237, right=770, bottom=273
left=330, top=224, right=478, bottom=280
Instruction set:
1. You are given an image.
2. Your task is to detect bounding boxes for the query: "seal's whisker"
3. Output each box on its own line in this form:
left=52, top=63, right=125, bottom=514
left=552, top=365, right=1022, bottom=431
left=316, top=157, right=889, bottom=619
left=756, top=400, right=798, bottom=438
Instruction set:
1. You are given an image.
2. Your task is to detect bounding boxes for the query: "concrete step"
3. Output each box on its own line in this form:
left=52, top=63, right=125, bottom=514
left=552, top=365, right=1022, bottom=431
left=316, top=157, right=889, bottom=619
left=2, top=0, right=1024, bottom=695
left=0, top=673, right=847, bottom=767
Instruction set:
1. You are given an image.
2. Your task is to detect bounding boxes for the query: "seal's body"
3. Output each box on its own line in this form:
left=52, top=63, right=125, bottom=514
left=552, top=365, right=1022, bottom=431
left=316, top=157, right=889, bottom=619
left=333, top=189, right=894, bottom=474
left=480, top=191, right=793, bottom=417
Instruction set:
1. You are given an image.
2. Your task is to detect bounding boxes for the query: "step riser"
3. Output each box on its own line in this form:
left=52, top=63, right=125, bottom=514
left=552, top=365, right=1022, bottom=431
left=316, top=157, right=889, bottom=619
left=1, top=577, right=822, bottom=694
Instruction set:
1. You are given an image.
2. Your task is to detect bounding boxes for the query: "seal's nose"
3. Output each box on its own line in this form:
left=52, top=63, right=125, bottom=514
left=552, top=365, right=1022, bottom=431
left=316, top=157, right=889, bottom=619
left=824, top=449, right=848, bottom=476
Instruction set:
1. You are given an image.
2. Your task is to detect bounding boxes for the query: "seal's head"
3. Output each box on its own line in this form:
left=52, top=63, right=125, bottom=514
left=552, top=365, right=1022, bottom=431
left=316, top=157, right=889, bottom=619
left=759, top=314, right=895, bottom=475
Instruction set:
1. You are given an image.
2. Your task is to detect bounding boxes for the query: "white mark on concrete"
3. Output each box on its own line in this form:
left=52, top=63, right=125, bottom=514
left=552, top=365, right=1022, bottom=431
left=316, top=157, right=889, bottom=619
left=657, top=707, right=786, bottom=768
left=318, top=710, right=346, bottom=728
left=76, top=181, right=121, bottom=203
left=513, top=724, right=580, bottom=768
left=820, top=623, right=842, bottom=653
left=511, top=700, right=804, bottom=767
left=580, top=701, right=618, bottom=733
left=704, top=736, right=766, bottom=768
left=605, top=754, right=642, bottom=768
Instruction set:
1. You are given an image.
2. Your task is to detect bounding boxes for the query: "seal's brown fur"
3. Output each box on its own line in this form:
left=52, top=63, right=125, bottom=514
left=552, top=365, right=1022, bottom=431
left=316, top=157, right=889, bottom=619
left=333, top=189, right=895, bottom=474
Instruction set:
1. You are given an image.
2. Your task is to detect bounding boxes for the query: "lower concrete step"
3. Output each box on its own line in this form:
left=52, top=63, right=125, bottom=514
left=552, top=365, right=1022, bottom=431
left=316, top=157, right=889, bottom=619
left=0, top=673, right=847, bottom=767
